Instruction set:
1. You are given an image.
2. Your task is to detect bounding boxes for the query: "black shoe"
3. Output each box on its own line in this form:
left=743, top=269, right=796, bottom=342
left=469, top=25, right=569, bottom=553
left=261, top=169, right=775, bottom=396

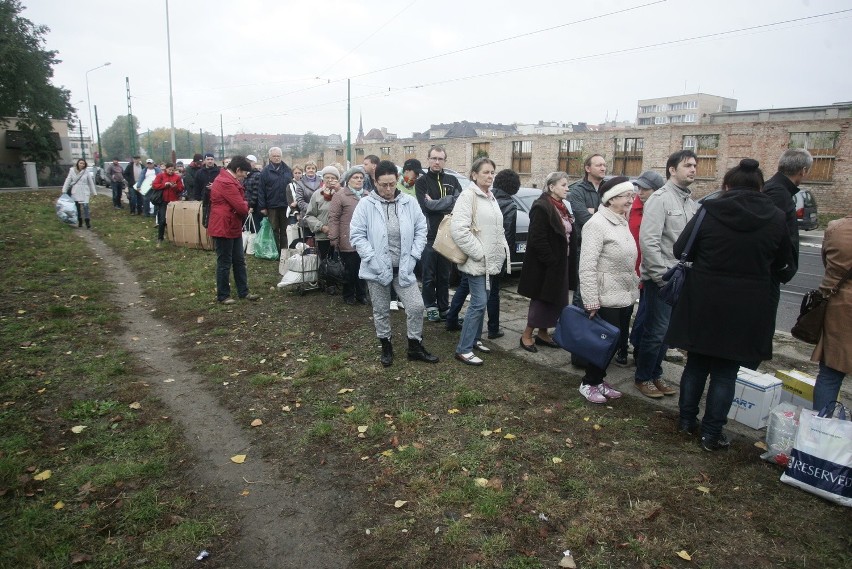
left=437, top=310, right=449, bottom=321
left=380, top=337, right=393, bottom=367
left=326, top=285, right=338, bottom=295
left=357, top=297, right=370, bottom=305
left=700, top=433, right=731, bottom=452
left=487, top=329, right=505, bottom=339
left=678, top=421, right=698, bottom=436
left=344, top=298, right=356, bottom=306
left=519, top=337, right=538, bottom=353
left=535, top=336, right=560, bottom=349
left=445, top=322, right=462, bottom=332
left=613, top=350, right=628, bottom=367
left=407, top=338, right=439, bottom=363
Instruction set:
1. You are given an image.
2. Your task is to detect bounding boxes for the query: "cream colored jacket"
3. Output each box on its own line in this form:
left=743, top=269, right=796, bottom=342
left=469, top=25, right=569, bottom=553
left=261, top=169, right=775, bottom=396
left=579, top=206, right=639, bottom=309
left=450, top=183, right=509, bottom=277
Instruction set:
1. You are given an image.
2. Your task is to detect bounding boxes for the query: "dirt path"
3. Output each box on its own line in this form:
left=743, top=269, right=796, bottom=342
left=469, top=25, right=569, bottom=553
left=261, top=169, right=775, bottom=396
left=79, top=231, right=352, bottom=569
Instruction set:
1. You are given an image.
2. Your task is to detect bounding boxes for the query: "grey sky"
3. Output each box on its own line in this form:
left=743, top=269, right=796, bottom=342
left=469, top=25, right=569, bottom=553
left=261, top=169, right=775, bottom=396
left=26, top=0, right=852, bottom=138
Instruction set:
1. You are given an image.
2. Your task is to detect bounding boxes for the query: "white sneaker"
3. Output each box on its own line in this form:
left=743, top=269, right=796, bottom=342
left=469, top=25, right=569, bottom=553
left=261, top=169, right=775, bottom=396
left=578, top=384, right=607, bottom=404
left=397, top=300, right=404, bottom=309
left=389, top=300, right=399, bottom=311
left=599, top=381, right=622, bottom=399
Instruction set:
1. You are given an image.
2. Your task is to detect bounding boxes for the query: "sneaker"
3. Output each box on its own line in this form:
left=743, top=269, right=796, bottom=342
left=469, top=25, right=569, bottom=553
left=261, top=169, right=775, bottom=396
left=664, top=348, right=684, bottom=363
left=389, top=300, right=399, bottom=311
left=653, top=378, right=677, bottom=396
left=613, top=350, right=629, bottom=367
left=241, top=293, right=259, bottom=301
left=426, top=308, right=441, bottom=322
left=397, top=300, right=404, bottom=309
left=437, top=310, right=449, bottom=321
left=700, top=433, right=731, bottom=452
left=579, top=383, right=607, bottom=404
left=220, top=298, right=236, bottom=305
left=599, top=382, right=622, bottom=399
left=635, top=381, right=664, bottom=399
left=678, top=421, right=698, bottom=435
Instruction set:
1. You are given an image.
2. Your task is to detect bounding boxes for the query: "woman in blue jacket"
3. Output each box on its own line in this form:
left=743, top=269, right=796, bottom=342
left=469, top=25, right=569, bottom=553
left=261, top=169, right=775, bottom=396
left=349, top=160, right=439, bottom=368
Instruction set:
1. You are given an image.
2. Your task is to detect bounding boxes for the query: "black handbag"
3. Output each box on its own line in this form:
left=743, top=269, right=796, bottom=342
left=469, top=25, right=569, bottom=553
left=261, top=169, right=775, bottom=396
left=659, top=208, right=706, bottom=307
left=149, top=188, right=165, bottom=207
left=319, top=249, right=347, bottom=284
left=791, top=266, right=852, bottom=344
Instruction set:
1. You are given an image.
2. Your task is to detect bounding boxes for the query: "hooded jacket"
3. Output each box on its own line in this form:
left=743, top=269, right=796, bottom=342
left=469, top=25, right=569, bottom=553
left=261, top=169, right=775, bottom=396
left=415, top=168, right=463, bottom=242
left=665, top=189, right=795, bottom=362
left=349, top=190, right=427, bottom=288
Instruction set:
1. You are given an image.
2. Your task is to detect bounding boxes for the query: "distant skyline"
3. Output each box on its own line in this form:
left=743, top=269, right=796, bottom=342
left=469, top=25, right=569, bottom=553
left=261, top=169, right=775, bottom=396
left=25, top=0, right=852, bottom=139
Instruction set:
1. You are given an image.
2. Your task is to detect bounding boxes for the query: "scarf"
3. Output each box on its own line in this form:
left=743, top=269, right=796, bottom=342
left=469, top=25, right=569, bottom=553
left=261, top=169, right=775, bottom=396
left=302, top=174, right=321, bottom=191
left=549, top=195, right=571, bottom=219
left=349, top=186, right=366, bottom=199
left=322, top=189, right=334, bottom=201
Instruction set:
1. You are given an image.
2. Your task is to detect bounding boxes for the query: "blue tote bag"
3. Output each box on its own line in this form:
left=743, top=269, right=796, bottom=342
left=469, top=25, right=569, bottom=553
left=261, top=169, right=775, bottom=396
left=553, top=305, right=621, bottom=370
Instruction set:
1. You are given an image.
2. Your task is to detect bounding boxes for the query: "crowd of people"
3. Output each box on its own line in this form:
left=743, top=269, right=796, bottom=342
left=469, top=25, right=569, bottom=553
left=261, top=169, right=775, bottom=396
left=66, top=142, right=849, bottom=451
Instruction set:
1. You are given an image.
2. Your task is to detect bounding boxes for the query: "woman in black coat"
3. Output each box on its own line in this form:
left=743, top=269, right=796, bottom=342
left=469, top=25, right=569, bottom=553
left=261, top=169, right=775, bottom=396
left=517, top=172, right=579, bottom=352
left=666, top=159, right=795, bottom=451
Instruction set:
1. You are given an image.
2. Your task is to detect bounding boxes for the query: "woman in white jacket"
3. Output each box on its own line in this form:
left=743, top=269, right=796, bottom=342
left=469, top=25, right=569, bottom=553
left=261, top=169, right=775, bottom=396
left=577, top=176, right=639, bottom=403
left=61, top=159, right=97, bottom=228
left=451, top=157, right=510, bottom=365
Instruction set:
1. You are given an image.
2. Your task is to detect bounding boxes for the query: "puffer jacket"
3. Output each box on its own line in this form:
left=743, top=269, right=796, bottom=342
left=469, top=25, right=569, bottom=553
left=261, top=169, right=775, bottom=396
left=61, top=168, right=97, bottom=203
left=349, top=190, right=427, bottom=288
left=328, top=187, right=362, bottom=252
left=450, top=183, right=510, bottom=277
left=303, top=188, right=335, bottom=240
left=639, top=180, right=698, bottom=284
left=243, top=169, right=262, bottom=209
left=579, top=206, right=639, bottom=310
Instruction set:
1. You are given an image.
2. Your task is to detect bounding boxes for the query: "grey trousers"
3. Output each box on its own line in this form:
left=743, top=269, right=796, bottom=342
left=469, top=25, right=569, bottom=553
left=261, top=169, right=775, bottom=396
left=367, top=276, right=426, bottom=341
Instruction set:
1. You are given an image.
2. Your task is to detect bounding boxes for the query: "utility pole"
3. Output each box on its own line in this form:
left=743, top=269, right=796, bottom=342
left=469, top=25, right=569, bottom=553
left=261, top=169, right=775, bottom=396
left=78, top=120, right=86, bottom=161
left=126, top=77, right=135, bottom=159
left=199, top=128, right=203, bottom=155
left=94, top=105, right=103, bottom=166
left=346, top=78, right=351, bottom=166
left=187, top=130, right=191, bottom=156
left=219, top=114, right=225, bottom=161
left=165, top=0, right=176, bottom=164
left=147, top=129, right=151, bottom=159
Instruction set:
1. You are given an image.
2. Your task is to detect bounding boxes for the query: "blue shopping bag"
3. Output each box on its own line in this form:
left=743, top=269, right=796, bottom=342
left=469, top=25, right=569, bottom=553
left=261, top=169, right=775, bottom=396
left=553, top=305, right=620, bottom=370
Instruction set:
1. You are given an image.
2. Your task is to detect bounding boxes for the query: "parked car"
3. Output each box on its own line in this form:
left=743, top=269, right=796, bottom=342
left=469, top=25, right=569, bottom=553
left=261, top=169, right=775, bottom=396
left=698, top=187, right=819, bottom=231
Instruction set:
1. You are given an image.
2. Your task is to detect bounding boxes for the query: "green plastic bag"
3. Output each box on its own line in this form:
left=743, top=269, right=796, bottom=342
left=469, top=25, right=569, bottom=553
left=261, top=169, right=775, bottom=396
left=253, top=218, right=279, bottom=260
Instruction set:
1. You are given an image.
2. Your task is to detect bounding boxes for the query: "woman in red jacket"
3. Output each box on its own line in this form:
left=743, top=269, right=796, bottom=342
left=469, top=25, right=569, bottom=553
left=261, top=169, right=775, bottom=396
left=208, top=156, right=259, bottom=304
left=152, top=163, right=184, bottom=246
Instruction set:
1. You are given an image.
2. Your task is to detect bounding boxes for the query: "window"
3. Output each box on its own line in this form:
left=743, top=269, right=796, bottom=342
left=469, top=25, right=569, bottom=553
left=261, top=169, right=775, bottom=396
left=613, top=138, right=643, bottom=176
left=403, top=145, right=415, bottom=155
left=380, top=146, right=391, bottom=156
left=472, top=142, right=490, bottom=159
left=335, top=148, right=344, bottom=157
left=654, top=116, right=667, bottom=125
left=511, top=140, right=532, bottom=174
left=670, top=115, right=684, bottom=123
left=639, top=105, right=656, bottom=114
left=669, top=102, right=685, bottom=111
left=684, top=114, right=697, bottom=123
left=638, top=117, right=654, bottom=126
left=355, top=148, right=364, bottom=157
left=683, top=135, right=719, bottom=178
left=316, top=154, right=324, bottom=169
left=790, top=131, right=839, bottom=182
left=557, top=139, right=583, bottom=176
left=686, top=100, right=698, bottom=109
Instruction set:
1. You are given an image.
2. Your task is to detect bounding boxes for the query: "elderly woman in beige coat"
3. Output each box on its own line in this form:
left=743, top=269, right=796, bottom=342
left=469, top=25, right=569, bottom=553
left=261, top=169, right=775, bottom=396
left=577, top=176, right=639, bottom=403
left=451, top=157, right=510, bottom=366
left=811, top=214, right=852, bottom=410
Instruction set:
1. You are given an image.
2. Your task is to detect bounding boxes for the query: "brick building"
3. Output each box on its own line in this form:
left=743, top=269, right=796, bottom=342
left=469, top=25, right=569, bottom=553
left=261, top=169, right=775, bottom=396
left=303, top=102, right=850, bottom=214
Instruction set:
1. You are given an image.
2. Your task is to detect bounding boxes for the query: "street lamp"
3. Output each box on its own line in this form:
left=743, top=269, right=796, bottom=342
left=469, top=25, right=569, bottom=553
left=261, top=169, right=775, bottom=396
left=162, top=141, right=168, bottom=162
left=86, top=62, right=111, bottom=160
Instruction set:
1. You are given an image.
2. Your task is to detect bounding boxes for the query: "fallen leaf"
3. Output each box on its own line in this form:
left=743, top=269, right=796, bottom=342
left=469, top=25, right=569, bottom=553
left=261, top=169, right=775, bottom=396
left=222, top=355, right=231, bottom=361
left=70, top=552, right=92, bottom=564
left=343, top=406, right=355, bottom=413
left=393, top=500, right=407, bottom=508
left=481, top=430, right=493, bottom=437
left=754, top=441, right=768, bottom=450
left=447, top=408, right=460, bottom=414
left=128, top=402, right=142, bottom=410
left=503, top=433, right=516, bottom=440
left=163, top=379, right=175, bottom=383
left=33, top=470, right=51, bottom=481
left=558, top=553, right=577, bottom=568
left=240, top=489, right=250, bottom=496
left=250, top=419, right=263, bottom=427
left=70, top=426, right=87, bottom=434
left=493, top=427, right=502, bottom=433
left=697, top=486, right=710, bottom=494
left=676, top=550, right=692, bottom=561
left=551, top=457, right=563, bottom=464
left=583, top=416, right=590, bottom=422
left=337, top=388, right=354, bottom=394
left=37, top=388, right=46, bottom=394
left=474, top=478, right=489, bottom=487
left=259, top=358, right=266, bottom=364
left=53, top=501, right=64, bottom=509
left=282, top=405, right=291, bottom=412
left=357, top=425, right=368, bottom=433
left=196, top=316, right=204, bottom=323
left=230, top=454, right=247, bottom=464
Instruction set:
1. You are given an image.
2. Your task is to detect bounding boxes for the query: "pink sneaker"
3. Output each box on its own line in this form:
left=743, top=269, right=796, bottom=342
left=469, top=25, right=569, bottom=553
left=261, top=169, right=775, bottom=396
left=599, top=382, right=622, bottom=399
left=579, top=383, right=607, bottom=404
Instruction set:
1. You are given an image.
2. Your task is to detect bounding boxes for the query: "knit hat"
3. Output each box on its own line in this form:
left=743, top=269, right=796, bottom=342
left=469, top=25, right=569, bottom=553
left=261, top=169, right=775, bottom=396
left=342, top=165, right=366, bottom=186
left=599, top=176, right=633, bottom=205
left=319, top=165, right=340, bottom=179
left=634, top=170, right=665, bottom=191
left=193, top=153, right=203, bottom=161
left=402, top=158, right=422, bottom=175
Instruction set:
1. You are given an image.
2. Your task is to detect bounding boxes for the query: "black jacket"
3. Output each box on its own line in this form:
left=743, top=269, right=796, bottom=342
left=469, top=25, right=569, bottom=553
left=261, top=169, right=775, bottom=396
left=123, top=162, right=140, bottom=187
left=415, top=169, right=463, bottom=242
left=762, top=172, right=800, bottom=276
left=183, top=162, right=202, bottom=200
left=258, top=162, right=294, bottom=210
left=567, top=178, right=600, bottom=234
left=517, top=193, right=578, bottom=306
left=665, top=189, right=795, bottom=362
left=493, top=187, right=518, bottom=253
left=194, top=165, right=221, bottom=202
left=243, top=170, right=262, bottom=208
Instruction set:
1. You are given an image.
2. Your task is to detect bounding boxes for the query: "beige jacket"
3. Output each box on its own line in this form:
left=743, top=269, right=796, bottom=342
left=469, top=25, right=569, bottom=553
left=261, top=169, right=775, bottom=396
left=812, top=215, right=852, bottom=374
left=579, top=206, right=640, bottom=309
left=450, top=183, right=509, bottom=277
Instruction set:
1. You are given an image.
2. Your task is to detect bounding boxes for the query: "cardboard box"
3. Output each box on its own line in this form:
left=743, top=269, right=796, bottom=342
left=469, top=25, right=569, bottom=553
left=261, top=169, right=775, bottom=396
left=726, top=368, right=783, bottom=430
left=776, top=369, right=816, bottom=409
left=166, top=201, right=213, bottom=250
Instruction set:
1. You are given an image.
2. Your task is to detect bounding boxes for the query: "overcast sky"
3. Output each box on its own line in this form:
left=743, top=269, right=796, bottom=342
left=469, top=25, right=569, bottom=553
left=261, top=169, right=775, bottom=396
left=25, top=0, right=852, bottom=139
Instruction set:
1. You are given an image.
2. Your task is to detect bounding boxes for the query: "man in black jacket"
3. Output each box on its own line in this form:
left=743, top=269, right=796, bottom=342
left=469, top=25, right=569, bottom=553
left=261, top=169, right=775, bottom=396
left=124, top=156, right=143, bottom=215
left=183, top=153, right=203, bottom=201
left=415, top=145, right=463, bottom=322
left=195, top=153, right=221, bottom=227
left=258, top=147, right=293, bottom=251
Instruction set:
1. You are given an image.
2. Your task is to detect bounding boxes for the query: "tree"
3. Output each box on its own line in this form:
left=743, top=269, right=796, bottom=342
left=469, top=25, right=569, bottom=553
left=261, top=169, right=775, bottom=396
left=294, top=132, right=324, bottom=158
left=0, top=0, right=73, bottom=163
left=100, top=115, right=141, bottom=160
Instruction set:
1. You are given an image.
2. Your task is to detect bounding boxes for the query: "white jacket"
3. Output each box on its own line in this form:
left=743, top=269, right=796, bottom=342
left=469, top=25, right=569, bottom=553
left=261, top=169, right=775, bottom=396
left=450, top=183, right=509, bottom=277
left=579, top=206, right=639, bottom=309
left=61, top=168, right=97, bottom=203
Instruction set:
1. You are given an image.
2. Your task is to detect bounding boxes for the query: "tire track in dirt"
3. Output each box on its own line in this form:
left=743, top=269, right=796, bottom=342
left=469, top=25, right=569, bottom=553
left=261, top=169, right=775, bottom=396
left=80, top=231, right=352, bottom=569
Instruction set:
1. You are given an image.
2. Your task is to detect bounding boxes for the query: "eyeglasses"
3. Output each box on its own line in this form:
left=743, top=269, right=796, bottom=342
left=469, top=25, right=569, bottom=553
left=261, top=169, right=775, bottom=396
left=428, top=156, right=446, bottom=162
left=377, top=182, right=397, bottom=189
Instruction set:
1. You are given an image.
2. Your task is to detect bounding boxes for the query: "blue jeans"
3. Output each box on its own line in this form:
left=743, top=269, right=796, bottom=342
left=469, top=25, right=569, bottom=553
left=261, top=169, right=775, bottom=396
left=446, top=273, right=501, bottom=334
left=634, top=279, right=671, bottom=383
left=629, top=286, right=647, bottom=350
left=421, top=242, right=451, bottom=312
left=129, top=189, right=143, bottom=214
left=678, top=352, right=739, bottom=439
left=111, top=181, right=124, bottom=208
left=455, top=273, right=487, bottom=354
left=213, top=236, right=249, bottom=301
left=813, top=361, right=846, bottom=412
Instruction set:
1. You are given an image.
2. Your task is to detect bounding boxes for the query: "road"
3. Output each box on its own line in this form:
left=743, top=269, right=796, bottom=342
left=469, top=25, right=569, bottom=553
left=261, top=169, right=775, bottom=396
left=777, top=230, right=824, bottom=333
